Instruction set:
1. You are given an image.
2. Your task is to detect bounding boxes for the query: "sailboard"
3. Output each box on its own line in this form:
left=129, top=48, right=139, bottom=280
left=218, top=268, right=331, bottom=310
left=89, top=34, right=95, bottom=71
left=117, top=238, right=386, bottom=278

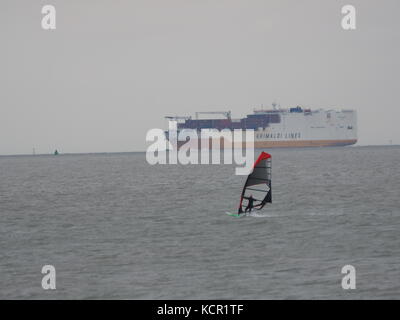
left=235, top=152, right=272, bottom=216
left=225, top=211, right=243, bottom=218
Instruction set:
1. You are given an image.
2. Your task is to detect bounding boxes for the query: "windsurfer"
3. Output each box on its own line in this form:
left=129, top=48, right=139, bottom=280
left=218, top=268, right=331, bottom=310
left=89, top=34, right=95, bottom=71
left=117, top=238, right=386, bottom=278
left=244, top=195, right=255, bottom=213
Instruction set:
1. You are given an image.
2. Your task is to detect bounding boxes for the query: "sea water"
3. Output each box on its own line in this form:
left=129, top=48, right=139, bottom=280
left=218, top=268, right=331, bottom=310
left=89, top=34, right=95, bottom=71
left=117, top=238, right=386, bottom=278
left=0, top=146, right=399, bottom=299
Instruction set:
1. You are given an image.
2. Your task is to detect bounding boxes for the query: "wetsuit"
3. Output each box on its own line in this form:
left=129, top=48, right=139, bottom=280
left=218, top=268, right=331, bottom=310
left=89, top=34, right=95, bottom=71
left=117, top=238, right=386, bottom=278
left=244, top=196, right=255, bottom=213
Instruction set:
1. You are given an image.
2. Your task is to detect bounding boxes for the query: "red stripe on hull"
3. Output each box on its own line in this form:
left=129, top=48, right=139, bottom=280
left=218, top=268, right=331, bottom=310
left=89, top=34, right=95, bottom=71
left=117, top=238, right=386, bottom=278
left=176, top=139, right=357, bottom=149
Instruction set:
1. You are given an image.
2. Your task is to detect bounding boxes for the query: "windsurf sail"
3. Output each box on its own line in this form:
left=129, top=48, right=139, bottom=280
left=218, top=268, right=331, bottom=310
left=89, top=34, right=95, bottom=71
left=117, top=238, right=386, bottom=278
left=238, top=152, right=271, bottom=214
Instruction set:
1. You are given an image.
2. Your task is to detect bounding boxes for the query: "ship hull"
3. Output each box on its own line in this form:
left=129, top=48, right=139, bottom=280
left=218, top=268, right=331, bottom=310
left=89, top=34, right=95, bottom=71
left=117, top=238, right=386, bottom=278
left=175, top=138, right=357, bottom=149
left=253, top=139, right=357, bottom=148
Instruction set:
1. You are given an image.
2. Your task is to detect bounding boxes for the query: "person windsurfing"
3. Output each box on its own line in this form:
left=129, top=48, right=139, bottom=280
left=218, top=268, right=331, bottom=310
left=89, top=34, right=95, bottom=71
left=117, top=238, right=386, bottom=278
left=244, top=194, right=255, bottom=213
left=229, top=152, right=271, bottom=217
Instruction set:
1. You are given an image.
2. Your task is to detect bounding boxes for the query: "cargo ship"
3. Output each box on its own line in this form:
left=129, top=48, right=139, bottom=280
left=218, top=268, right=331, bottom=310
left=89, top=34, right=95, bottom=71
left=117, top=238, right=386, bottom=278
left=165, top=104, right=357, bottom=148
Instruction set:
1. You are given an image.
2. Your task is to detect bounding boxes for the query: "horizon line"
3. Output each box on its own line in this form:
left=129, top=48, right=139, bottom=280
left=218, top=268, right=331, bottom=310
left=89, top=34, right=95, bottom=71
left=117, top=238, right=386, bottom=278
left=0, top=143, right=399, bottom=157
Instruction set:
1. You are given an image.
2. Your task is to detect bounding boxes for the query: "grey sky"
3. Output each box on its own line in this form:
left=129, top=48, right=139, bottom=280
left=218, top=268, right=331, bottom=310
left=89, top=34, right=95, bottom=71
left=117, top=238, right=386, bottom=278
left=1, top=0, right=399, bottom=155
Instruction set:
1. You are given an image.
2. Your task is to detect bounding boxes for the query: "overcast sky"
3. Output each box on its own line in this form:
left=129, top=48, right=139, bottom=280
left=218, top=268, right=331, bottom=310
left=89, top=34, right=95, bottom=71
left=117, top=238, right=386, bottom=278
left=1, top=0, right=399, bottom=155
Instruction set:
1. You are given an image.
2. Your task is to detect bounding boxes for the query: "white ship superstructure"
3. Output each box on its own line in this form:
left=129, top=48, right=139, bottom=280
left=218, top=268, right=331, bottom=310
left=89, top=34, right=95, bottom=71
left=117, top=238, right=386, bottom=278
left=252, top=107, right=357, bottom=147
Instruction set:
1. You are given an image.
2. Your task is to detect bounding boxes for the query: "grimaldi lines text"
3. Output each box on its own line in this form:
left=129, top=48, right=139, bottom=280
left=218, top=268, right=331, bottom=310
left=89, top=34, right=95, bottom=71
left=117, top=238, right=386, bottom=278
left=166, top=105, right=357, bottom=149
